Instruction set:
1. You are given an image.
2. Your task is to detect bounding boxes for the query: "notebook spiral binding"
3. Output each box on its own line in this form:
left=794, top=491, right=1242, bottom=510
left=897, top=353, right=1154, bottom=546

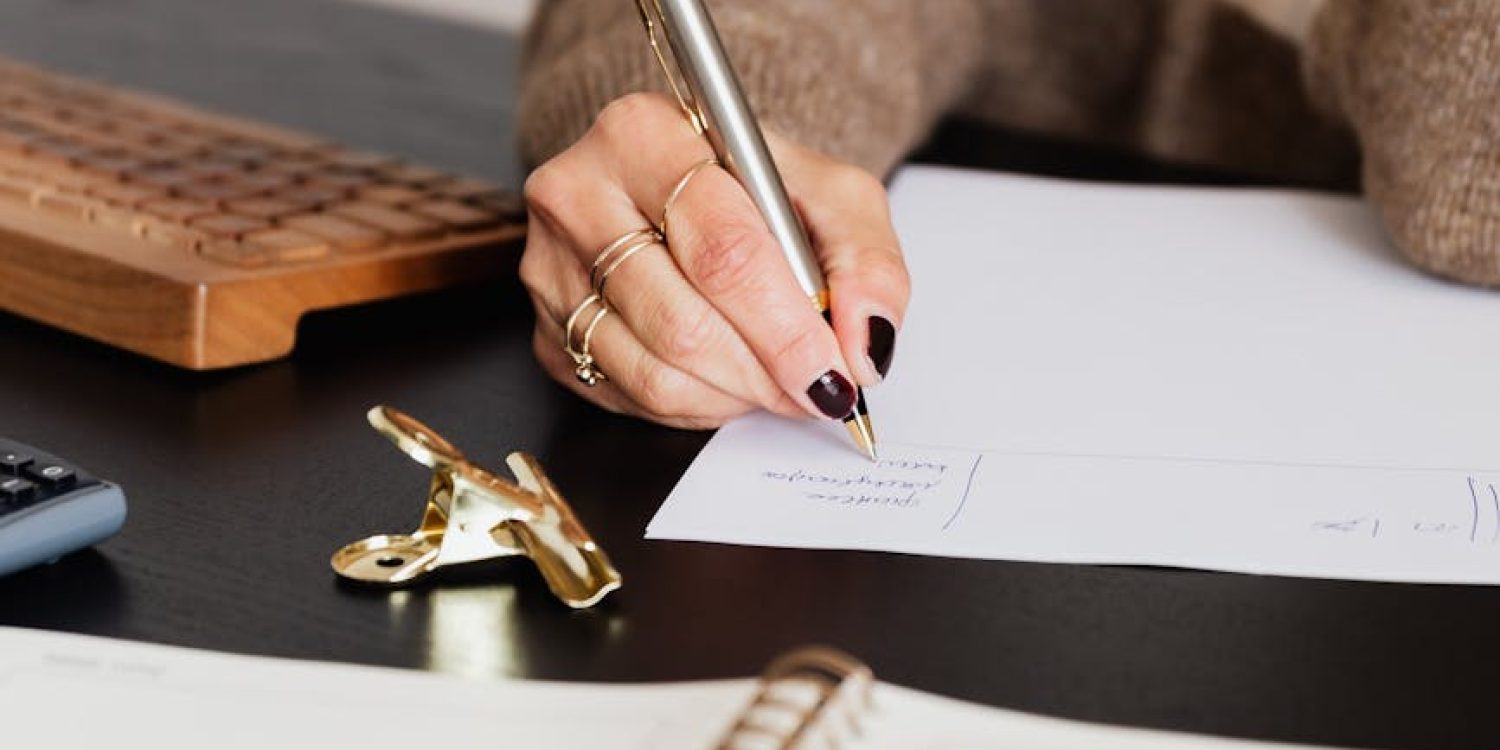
left=717, top=647, right=875, bottom=750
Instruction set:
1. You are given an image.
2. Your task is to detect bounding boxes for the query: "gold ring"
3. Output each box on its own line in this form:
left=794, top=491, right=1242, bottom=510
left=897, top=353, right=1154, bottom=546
left=590, top=228, right=661, bottom=295
left=595, top=239, right=662, bottom=307
left=660, top=158, right=718, bottom=240
left=563, top=294, right=610, bottom=387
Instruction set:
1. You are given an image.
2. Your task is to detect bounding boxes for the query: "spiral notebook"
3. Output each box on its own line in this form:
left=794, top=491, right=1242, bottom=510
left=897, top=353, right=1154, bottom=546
left=2, top=626, right=1341, bottom=748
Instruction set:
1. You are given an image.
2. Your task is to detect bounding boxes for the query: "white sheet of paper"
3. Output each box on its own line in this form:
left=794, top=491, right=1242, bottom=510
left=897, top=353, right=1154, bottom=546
left=0, top=626, right=1338, bottom=748
left=648, top=166, right=1500, bottom=584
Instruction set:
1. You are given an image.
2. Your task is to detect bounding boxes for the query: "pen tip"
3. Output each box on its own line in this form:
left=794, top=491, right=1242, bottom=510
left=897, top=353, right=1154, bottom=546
left=844, top=414, right=878, bottom=463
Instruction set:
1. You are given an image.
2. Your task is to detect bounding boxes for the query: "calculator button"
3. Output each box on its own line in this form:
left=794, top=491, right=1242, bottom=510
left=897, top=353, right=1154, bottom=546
left=0, top=451, right=33, bottom=475
left=0, top=476, right=36, bottom=504
left=22, top=463, right=75, bottom=490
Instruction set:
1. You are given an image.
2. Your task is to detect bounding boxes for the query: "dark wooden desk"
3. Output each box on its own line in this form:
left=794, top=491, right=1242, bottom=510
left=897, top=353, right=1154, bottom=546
left=0, top=2, right=1494, bottom=748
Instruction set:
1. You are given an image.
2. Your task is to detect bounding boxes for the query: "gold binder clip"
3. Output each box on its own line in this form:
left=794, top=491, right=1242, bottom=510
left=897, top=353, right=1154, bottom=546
left=330, top=406, right=622, bottom=609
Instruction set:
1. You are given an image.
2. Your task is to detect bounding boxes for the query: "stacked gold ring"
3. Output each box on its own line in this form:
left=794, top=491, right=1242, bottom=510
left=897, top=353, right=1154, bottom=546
left=591, top=228, right=663, bottom=303
left=563, top=228, right=662, bottom=387
left=563, top=293, right=610, bottom=386
left=559, top=159, right=720, bottom=389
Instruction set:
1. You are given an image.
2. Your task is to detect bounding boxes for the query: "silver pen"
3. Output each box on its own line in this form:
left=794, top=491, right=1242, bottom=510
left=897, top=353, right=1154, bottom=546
left=636, top=0, right=879, bottom=461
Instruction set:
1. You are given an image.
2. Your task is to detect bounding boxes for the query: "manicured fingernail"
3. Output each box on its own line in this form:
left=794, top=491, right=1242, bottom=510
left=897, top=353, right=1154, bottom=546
left=867, top=316, right=896, bottom=379
left=806, top=370, right=856, bottom=419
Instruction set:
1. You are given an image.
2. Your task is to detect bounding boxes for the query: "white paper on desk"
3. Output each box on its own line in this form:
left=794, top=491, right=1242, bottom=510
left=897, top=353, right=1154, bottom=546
left=0, top=626, right=1343, bottom=748
left=648, top=166, right=1500, bottom=585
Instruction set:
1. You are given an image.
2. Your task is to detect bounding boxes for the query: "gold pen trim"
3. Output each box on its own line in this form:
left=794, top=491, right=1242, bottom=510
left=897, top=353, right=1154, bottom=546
left=845, top=413, right=877, bottom=462
left=635, top=0, right=706, bottom=134
left=811, top=289, right=830, bottom=312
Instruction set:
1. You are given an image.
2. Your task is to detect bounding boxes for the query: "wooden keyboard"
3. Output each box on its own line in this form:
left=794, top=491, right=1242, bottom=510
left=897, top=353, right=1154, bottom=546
left=0, top=57, right=526, bottom=369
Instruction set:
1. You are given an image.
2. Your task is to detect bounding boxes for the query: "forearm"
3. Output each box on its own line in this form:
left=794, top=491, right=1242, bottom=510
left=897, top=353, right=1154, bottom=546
left=518, top=0, right=985, bottom=177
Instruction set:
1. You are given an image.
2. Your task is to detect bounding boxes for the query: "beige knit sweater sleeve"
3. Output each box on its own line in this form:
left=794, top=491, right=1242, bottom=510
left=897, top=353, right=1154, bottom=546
left=518, top=1, right=1500, bottom=289
left=1305, top=0, right=1500, bottom=287
left=518, top=0, right=984, bottom=177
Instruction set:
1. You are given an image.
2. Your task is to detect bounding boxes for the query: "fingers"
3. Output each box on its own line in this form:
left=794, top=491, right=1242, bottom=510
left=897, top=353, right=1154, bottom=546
left=593, top=95, right=881, bottom=416
left=648, top=165, right=861, bottom=420
left=522, top=90, right=906, bottom=429
left=595, top=242, right=808, bottom=420
left=775, top=138, right=910, bottom=386
left=528, top=92, right=805, bottom=420
left=526, top=258, right=756, bottom=430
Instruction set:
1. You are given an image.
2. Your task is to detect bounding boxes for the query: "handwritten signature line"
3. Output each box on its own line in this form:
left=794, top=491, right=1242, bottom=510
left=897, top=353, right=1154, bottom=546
left=1469, top=476, right=1481, bottom=544
left=1491, top=484, right=1499, bottom=545
left=941, top=454, right=984, bottom=531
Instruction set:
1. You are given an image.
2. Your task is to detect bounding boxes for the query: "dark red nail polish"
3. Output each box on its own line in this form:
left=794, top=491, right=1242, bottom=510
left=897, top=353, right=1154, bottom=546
left=806, top=370, right=856, bottom=419
left=867, top=316, right=896, bottom=378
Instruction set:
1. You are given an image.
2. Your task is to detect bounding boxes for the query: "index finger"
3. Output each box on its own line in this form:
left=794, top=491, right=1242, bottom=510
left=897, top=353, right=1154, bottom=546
left=657, top=166, right=860, bottom=420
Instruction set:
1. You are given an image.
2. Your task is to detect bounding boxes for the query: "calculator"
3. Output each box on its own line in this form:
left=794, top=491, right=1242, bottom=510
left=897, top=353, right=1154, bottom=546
left=0, top=437, right=127, bottom=576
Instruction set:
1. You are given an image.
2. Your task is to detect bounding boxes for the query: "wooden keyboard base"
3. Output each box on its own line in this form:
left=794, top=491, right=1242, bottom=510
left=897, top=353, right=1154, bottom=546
left=0, top=201, right=524, bottom=369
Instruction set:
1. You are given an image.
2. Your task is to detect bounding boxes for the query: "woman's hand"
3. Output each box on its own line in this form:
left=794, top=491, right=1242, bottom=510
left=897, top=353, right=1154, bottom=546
left=520, top=93, right=909, bottom=429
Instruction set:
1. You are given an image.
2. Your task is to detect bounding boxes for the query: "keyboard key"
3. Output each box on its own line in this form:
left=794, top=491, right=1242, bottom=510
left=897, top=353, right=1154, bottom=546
left=0, top=476, right=37, bottom=505
left=0, top=149, right=36, bottom=175
left=23, top=463, right=74, bottom=490
left=279, top=213, right=386, bottom=252
left=359, top=185, right=425, bottom=206
left=35, top=190, right=97, bottom=220
left=200, top=239, right=271, bottom=268
left=225, top=197, right=300, bottom=220
left=176, top=181, right=263, bottom=205
left=86, top=180, right=161, bottom=207
left=191, top=213, right=270, bottom=240
left=258, top=157, right=318, bottom=179
left=234, top=171, right=294, bottom=193
left=329, top=202, right=442, bottom=241
left=0, top=127, right=36, bottom=154
left=140, top=219, right=203, bottom=250
left=215, top=142, right=278, bottom=166
left=75, top=152, right=152, bottom=178
left=192, top=150, right=251, bottom=169
left=142, top=198, right=213, bottom=224
left=0, top=451, right=34, bottom=474
left=28, top=136, right=93, bottom=167
left=91, top=204, right=143, bottom=235
left=180, top=161, right=243, bottom=183
left=239, top=227, right=330, bottom=263
left=44, top=169, right=99, bottom=194
left=409, top=200, right=500, bottom=232
left=0, top=173, right=38, bottom=202
left=279, top=185, right=348, bottom=208
left=303, top=172, right=369, bottom=193
left=127, top=166, right=198, bottom=192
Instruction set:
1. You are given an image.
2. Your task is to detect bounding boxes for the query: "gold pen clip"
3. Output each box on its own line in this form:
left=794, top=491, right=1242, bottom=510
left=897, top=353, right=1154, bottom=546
left=330, top=406, right=622, bottom=609
left=635, top=0, right=706, bottom=134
